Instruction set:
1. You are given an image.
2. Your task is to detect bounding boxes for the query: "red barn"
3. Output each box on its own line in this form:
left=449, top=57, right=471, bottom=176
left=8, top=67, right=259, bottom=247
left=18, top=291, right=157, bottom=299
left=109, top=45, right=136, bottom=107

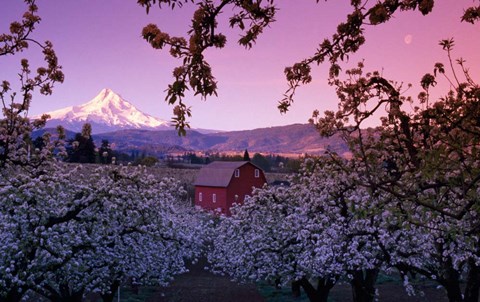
left=194, top=161, right=267, bottom=215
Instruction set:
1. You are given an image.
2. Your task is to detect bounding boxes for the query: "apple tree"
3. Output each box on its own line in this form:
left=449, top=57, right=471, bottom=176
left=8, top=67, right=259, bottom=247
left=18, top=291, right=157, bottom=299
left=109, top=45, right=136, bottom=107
left=311, top=41, right=480, bottom=301
left=1, top=2, right=208, bottom=301
left=138, top=1, right=480, bottom=301
left=207, top=157, right=392, bottom=302
left=136, top=0, right=479, bottom=132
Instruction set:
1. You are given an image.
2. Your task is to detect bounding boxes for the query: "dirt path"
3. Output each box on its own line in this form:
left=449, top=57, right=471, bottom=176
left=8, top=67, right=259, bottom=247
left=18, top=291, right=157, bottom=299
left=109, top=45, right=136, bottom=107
left=147, top=260, right=265, bottom=302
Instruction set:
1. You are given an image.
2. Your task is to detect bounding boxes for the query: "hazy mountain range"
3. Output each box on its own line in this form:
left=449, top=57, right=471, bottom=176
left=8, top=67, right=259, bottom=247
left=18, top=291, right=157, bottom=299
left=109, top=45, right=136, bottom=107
left=32, top=89, right=348, bottom=156
left=95, top=125, right=348, bottom=156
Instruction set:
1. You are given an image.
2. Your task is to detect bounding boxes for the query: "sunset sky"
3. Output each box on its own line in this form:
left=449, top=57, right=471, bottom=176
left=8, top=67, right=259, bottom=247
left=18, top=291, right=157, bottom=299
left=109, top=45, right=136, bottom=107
left=1, top=1, right=479, bottom=131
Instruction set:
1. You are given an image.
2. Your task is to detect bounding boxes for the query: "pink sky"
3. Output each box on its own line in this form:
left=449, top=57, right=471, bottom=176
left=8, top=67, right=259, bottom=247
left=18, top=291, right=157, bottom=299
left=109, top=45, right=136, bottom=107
left=0, top=1, right=479, bottom=131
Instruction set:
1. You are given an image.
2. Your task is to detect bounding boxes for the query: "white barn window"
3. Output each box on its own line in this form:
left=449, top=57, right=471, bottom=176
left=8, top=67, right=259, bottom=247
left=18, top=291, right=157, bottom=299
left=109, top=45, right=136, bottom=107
left=255, top=169, right=260, bottom=178
left=234, top=169, right=240, bottom=177
left=199, top=192, right=203, bottom=202
left=212, top=193, right=217, bottom=203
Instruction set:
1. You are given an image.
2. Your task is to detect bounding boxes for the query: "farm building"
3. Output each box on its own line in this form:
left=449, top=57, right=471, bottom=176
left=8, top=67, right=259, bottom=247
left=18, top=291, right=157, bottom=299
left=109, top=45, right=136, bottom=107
left=194, top=161, right=267, bottom=215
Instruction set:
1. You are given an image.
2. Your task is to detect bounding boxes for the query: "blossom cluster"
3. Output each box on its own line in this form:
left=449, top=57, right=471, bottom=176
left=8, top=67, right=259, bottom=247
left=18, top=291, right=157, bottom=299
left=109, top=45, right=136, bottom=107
left=0, top=158, right=207, bottom=301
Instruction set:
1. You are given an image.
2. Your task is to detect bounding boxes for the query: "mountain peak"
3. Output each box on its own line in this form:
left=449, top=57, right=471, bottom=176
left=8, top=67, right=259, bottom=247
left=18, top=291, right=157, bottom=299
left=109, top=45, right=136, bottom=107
left=96, top=88, right=117, bottom=100
left=84, top=88, right=133, bottom=110
left=91, top=88, right=123, bottom=102
left=36, top=89, right=171, bottom=134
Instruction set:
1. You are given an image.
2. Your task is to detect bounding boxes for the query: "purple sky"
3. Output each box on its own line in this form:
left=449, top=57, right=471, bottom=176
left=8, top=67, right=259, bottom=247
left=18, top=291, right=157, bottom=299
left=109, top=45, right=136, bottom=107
left=1, top=1, right=479, bottom=131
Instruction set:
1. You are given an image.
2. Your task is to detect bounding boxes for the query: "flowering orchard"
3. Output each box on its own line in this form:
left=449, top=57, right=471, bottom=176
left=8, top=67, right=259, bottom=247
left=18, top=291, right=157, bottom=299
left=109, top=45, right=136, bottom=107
left=0, top=161, right=205, bottom=302
left=140, top=1, right=480, bottom=301
left=1, top=2, right=207, bottom=302
left=208, top=158, right=387, bottom=302
left=2, top=1, right=480, bottom=302
left=209, top=139, right=480, bottom=302
left=207, top=45, right=480, bottom=302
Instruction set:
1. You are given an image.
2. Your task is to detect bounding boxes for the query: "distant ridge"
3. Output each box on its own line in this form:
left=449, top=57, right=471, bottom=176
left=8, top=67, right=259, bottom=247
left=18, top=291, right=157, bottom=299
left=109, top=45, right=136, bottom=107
left=34, top=123, right=348, bottom=157
left=31, top=89, right=347, bottom=155
left=33, top=88, right=171, bottom=134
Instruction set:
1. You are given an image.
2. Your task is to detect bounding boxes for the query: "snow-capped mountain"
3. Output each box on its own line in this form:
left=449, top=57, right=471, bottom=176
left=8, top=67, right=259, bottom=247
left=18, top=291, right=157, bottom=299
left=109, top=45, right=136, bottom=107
left=36, top=88, right=171, bottom=134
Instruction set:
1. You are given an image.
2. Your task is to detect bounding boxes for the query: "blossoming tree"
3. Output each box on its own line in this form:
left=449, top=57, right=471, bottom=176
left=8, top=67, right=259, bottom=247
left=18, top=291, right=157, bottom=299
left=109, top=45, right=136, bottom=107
left=1, top=154, right=205, bottom=302
left=138, top=1, right=480, bottom=301
left=208, top=157, right=393, bottom=302
left=137, top=0, right=479, bottom=133
left=311, top=44, right=480, bottom=301
left=1, top=2, right=207, bottom=302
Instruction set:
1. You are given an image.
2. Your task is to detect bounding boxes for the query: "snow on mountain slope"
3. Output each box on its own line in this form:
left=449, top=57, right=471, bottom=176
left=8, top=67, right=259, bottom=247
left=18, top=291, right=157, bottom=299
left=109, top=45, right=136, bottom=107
left=36, top=89, right=171, bottom=133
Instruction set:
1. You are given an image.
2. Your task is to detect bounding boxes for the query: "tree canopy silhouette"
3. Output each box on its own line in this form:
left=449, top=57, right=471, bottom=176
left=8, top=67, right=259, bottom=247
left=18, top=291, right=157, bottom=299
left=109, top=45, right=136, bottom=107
left=136, top=0, right=479, bottom=133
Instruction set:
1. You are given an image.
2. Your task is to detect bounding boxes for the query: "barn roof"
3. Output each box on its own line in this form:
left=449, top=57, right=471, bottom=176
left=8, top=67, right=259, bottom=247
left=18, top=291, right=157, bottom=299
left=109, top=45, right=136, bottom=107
left=194, top=161, right=258, bottom=187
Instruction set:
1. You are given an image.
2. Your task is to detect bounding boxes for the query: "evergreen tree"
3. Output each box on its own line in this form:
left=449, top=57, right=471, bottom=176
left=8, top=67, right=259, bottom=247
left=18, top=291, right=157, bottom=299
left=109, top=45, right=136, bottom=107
left=252, top=153, right=271, bottom=172
left=189, top=152, right=203, bottom=164
left=243, top=149, right=250, bottom=161
left=99, top=139, right=112, bottom=164
left=32, top=136, right=46, bottom=151
left=67, top=123, right=96, bottom=163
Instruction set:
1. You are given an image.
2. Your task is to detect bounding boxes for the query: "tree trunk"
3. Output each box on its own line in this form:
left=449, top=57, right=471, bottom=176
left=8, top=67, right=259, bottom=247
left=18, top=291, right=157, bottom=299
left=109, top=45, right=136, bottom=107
left=443, top=281, right=463, bottom=302
left=464, top=260, right=480, bottom=302
left=297, top=277, right=335, bottom=302
left=63, top=291, right=83, bottom=302
left=298, top=277, right=324, bottom=302
left=101, top=280, right=120, bottom=302
left=0, top=289, right=24, bottom=302
left=350, top=269, right=379, bottom=302
left=440, top=268, right=464, bottom=302
left=292, top=280, right=301, bottom=297
left=316, top=276, right=336, bottom=302
left=42, top=283, right=84, bottom=302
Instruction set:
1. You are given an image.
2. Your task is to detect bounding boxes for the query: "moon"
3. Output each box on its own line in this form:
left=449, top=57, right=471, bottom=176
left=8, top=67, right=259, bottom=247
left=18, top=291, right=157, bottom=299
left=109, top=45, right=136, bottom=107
left=404, top=34, right=413, bottom=45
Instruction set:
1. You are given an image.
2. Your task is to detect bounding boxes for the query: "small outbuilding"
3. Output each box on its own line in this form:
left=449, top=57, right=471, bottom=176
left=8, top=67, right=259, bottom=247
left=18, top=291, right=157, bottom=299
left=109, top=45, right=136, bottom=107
left=194, top=161, right=267, bottom=215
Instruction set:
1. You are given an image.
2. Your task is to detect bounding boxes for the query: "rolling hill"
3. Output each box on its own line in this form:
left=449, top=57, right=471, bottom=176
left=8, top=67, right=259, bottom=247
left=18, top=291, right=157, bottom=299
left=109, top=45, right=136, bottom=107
left=36, top=124, right=348, bottom=157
